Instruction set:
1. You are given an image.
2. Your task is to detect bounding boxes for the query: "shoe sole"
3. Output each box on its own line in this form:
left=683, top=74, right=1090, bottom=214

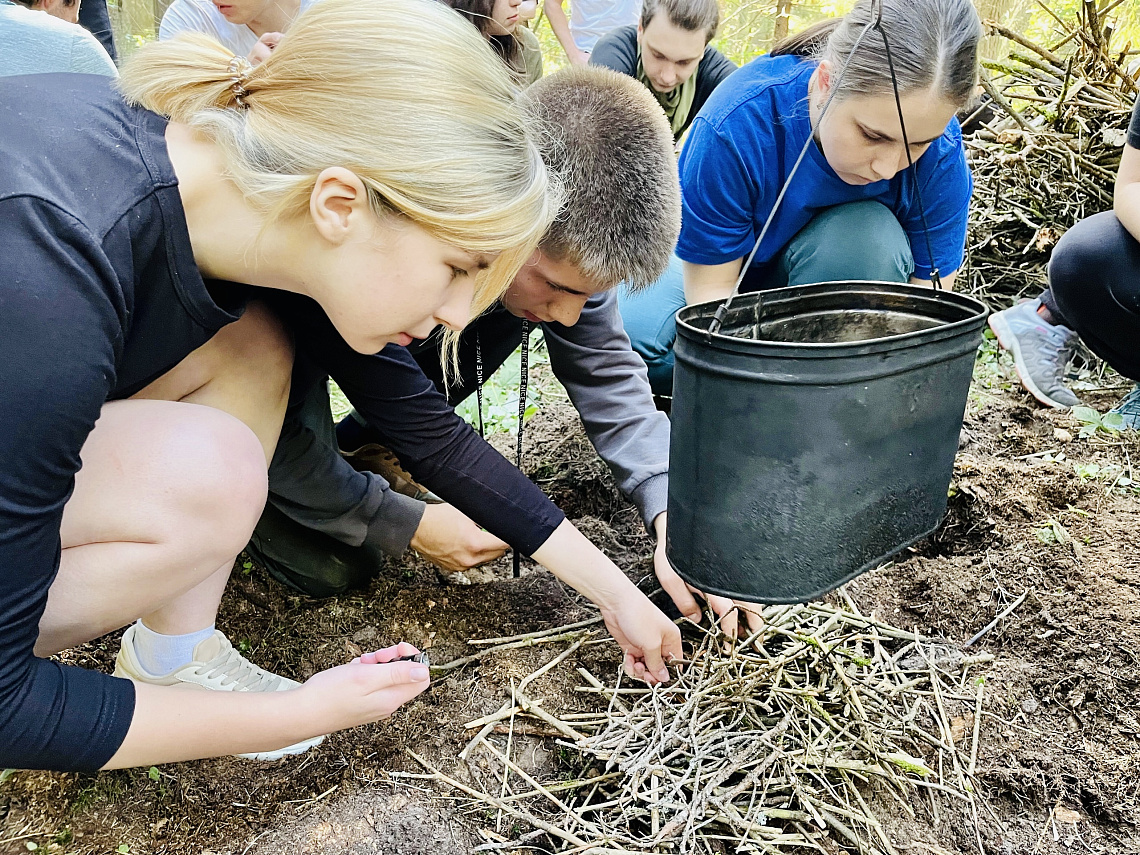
left=987, top=314, right=1074, bottom=409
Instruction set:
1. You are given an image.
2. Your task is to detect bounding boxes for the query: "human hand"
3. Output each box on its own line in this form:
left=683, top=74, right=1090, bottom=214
left=656, top=513, right=743, bottom=633
left=598, top=589, right=682, bottom=685
left=410, top=502, right=510, bottom=573
left=247, top=32, right=282, bottom=66
left=568, top=47, right=590, bottom=66
left=301, top=642, right=431, bottom=731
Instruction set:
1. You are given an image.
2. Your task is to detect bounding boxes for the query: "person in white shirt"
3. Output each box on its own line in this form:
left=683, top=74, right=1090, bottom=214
left=159, top=0, right=317, bottom=55
left=0, top=0, right=116, bottom=77
left=544, top=0, right=638, bottom=64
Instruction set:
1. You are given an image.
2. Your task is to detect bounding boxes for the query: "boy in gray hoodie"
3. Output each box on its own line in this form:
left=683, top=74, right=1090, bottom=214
left=258, top=67, right=738, bottom=632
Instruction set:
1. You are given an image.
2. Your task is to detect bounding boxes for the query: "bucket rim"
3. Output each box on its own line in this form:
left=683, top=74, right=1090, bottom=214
left=677, top=280, right=990, bottom=354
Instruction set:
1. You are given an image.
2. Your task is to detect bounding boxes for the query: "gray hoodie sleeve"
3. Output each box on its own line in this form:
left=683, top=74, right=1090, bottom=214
left=543, top=290, right=670, bottom=532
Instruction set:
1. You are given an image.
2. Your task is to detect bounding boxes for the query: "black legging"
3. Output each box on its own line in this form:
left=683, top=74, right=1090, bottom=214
left=1045, top=211, right=1140, bottom=382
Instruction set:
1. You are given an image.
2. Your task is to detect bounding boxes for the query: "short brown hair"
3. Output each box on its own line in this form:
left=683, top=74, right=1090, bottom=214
left=641, top=0, right=719, bottom=43
left=522, top=67, right=680, bottom=290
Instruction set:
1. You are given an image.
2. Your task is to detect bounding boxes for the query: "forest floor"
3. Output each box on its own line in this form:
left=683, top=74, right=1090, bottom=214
left=2, top=335, right=1139, bottom=855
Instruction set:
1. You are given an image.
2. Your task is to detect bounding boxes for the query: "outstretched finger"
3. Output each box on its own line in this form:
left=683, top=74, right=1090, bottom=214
left=706, top=594, right=740, bottom=639
left=658, top=563, right=702, bottom=623
left=357, top=658, right=432, bottom=692
left=359, top=641, right=420, bottom=665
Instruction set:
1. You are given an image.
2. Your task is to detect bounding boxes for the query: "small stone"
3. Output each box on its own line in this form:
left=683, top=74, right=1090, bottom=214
left=1021, top=697, right=1039, bottom=715
left=1053, top=427, right=1073, bottom=443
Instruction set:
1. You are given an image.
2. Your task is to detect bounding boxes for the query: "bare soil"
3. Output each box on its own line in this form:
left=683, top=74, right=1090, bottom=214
left=2, top=353, right=1139, bottom=855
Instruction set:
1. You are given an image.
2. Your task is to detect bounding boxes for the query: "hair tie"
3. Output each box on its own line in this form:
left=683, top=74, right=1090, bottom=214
left=228, top=56, right=253, bottom=109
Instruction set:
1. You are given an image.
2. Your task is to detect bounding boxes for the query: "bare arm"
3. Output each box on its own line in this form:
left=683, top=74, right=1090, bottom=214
left=102, top=645, right=430, bottom=768
left=543, top=0, right=587, bottom=65
left=1114, top=143, right=1140, bottom=242
left=683, top=258, right=744, bottom=306
left=531, top=519, right=681, bottom=683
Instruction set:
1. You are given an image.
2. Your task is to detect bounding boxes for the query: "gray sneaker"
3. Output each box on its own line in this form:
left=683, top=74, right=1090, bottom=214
left=988, top=299, right=1081, bottom=408
left=1109, top=384, right=1140, bottom=430
left=114, top=625, right=325, bottom=760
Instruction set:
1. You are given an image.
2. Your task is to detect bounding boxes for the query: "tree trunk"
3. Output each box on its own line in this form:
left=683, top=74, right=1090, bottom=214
left=773, top=0, right=793, bottom=42
left=974, top=0, right=1020, bottom=60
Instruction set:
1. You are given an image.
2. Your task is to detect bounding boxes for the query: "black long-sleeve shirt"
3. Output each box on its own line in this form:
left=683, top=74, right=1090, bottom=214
left=0, top=73, right=561, bottom=771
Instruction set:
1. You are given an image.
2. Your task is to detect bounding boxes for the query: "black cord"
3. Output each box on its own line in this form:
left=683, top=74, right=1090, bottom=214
left=475, top=331, right=485, bottom=439
left=875, top=11, right=943, bottom=289
left=513, top=319, right=531, bottom=578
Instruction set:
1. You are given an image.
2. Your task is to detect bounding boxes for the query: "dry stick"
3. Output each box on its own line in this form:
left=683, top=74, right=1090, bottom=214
left=407, top=750, right=595, bottom=852
left=978, top=74, right=1034, bottom=131
left=923, top=642, right=985, bottom=855
left=460, top=639, right=588, bottom=760
left=969, top=679, right=985, bottom=777
left=964, top=590, right=1029, bottom=648
left=435, top=629, right=597, bottom=673
left=469, top=617, right=603, bottom=646
left=474, top=734, right=605, bottom=837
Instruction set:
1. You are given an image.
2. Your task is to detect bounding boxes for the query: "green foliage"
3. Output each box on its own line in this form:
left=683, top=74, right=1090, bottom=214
left=1071, top=406, right=1125, bottom=438
left=454, top=337, right=562, bottom=437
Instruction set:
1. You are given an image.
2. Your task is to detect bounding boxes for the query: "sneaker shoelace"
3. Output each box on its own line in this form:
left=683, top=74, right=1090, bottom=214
left=1113, top=384, right=1140, bottom=416
left=192, top=641, right=286, bottom=692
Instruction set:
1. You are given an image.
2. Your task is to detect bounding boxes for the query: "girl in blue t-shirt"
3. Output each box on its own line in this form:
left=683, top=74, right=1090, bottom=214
left=619, top=0, right=982, bottom=396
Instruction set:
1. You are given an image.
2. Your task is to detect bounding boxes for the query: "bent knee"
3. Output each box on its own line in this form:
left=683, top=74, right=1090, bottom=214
left=787, top=202, right=913, bottom=284
left=167, top=406, right=269, bottom=556
left=1049, top=212, right=1123, bottom=300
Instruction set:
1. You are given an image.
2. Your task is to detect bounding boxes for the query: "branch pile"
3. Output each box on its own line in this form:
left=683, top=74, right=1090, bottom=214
left=965, top=2, right=1137, bottom=301
left=414, top=602, right=994, bottom=855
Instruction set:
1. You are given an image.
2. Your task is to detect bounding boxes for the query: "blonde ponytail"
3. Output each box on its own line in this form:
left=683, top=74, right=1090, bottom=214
left=119, top=0, right=561, bottom=362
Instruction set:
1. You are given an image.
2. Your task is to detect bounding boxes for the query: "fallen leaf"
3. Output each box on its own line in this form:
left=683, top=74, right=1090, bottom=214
left=1055, top=806, right=1081, bottom=824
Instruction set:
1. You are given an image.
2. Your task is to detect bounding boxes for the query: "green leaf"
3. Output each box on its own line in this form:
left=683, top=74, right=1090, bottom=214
left=117, top=846, right=131, bottom=854
left=148, top=766, right=160, bottom=782
left=1102, top=412, right=1125, bottom=431
left=0, top=768, right=15, bottom=784
left=1070, top=406, right=1101, bottom=426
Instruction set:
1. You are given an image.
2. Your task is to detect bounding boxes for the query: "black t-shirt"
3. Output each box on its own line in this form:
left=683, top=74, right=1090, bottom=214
left=0, top=74, right=562, bottom=771
left=589, top=24, right=737, bottom=138
left=0, top=73, right=245, bottom=771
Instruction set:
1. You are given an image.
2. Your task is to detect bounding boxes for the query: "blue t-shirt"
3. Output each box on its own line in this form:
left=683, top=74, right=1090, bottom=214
left=676, top=53, right=972, bottom=285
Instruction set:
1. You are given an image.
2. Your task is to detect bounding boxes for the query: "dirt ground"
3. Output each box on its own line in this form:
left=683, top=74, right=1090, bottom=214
left=2, top=341, right=1139, bottom=855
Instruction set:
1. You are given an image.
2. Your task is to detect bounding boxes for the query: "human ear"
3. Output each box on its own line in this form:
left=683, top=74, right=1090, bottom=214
left=815, top=60, right=833, bottom=100
left=309, top=167, right=370, bottom=245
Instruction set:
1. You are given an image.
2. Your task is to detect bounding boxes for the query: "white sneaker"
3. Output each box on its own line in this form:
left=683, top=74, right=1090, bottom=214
left=114, top=625, right=325, bottom=760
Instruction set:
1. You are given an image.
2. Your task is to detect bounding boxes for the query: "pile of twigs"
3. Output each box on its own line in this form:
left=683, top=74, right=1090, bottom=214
left=964, top=2, right=1137, bottom=301
left=410, top=600, right=995, bottom=855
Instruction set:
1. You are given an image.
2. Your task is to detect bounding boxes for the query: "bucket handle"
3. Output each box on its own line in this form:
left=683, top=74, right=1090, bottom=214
left=708, top=0, right=945, bottom=338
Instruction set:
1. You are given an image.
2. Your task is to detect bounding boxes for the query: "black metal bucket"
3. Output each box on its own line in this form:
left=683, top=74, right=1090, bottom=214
left=666, top=281, right=989, bottom=603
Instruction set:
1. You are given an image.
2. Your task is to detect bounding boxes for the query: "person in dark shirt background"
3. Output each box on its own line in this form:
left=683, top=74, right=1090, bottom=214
left=589, top=0, right=735, bottom=141
left=987, top=93, right=1140, bottom=427
left=77, top=0, right=116, bottom=60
